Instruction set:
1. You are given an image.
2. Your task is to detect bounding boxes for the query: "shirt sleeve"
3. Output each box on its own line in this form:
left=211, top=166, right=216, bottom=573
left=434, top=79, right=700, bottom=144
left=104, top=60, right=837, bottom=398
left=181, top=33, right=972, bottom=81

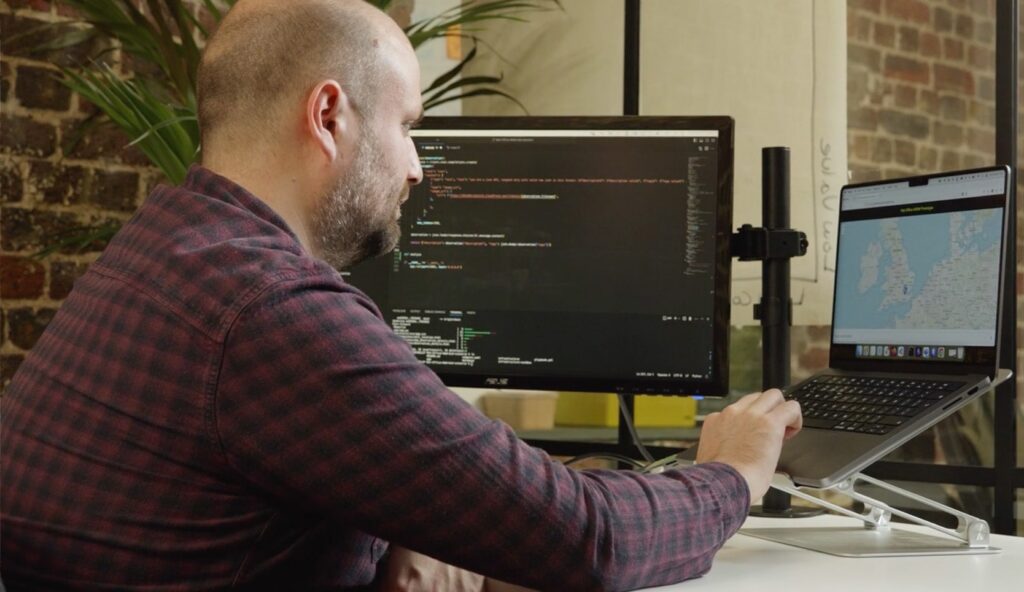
left=214, top=277, right=749, bottom=591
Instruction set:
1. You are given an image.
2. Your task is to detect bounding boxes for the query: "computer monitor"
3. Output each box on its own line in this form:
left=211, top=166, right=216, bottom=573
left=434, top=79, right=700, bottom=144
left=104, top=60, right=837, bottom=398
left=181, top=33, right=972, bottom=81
left=344, top=116, right=734, bottom=396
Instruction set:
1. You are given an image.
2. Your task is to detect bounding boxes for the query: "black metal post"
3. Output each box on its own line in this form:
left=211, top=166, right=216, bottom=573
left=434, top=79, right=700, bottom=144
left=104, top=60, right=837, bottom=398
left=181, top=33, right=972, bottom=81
left=754, top=148, right=794, bottom=515
left=993, top=0, right=1018, bottom=536
left=616, top=0, right=642, bottom=457
left=623, top=0, right=641, bottom=117
left=761, top=147, right=792, bottom=391
left=617, top=395, right=640, bottom=459
left=749, top=147, right=820, bottom=518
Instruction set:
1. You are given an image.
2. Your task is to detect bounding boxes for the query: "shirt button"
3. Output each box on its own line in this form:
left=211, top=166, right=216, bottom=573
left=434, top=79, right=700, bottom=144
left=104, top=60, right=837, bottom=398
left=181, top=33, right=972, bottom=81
left=371, top=539, right=388, bottom=562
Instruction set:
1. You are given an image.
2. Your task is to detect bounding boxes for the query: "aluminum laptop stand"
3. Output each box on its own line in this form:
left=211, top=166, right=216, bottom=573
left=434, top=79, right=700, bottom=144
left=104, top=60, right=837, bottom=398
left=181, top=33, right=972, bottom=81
left=649, top=369, right=1011, bottom=557
left=740, top=470, right=1000, bottom=556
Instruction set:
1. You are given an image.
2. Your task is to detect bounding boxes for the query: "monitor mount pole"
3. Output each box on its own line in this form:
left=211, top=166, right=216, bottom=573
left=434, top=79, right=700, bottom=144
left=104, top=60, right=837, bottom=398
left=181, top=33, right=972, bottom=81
left=731, top=146, right=820, bottom=518
left=616, top=0, right=643, bottom=461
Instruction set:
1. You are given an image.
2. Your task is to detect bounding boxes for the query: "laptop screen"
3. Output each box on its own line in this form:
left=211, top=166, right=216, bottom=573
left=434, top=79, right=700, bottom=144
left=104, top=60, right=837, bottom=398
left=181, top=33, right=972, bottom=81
left=830, top=167, right=1008, bottom=372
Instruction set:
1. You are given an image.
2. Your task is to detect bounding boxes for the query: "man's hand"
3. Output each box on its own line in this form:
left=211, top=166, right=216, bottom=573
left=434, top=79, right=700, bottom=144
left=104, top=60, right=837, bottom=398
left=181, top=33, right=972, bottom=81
left=694, top=389, right=802, bottom=500
left=379, top=546, right=484, bottom=592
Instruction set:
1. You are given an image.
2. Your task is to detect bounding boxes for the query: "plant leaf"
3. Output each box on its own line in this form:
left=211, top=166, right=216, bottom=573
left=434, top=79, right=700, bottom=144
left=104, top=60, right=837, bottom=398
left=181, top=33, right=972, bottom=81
left=24, top=25, right=99, bottom=54
left=165, top=0, right=204, bottom=85
left=405, top=0, right=558, bottom=48
left=201, top=0, right=224, bottom=22
left=424, top=87, right=527, bottom=113
left=31, top=221, right=122, bottom=259
left=421, top=43, right=479, bottom=95
left=59, top=64, right=198, bottom=183
left=126, top=115, right=199, bottom=148
left=423, top=74, right=504, bottom=106
left=60, top=110, right=108, bottom=158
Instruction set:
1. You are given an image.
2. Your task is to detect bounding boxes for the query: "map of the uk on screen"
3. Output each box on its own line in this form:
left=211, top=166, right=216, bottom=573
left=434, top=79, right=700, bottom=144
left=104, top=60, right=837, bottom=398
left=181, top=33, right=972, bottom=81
left=833, top=208, right=1003, bottom=346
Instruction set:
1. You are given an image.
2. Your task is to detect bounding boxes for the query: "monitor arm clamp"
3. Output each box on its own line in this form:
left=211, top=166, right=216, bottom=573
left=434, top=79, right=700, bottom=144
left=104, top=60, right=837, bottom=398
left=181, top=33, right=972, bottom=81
left=730, top=224, right=808, bottom=324
left=730, top=224, right=808, bottom=263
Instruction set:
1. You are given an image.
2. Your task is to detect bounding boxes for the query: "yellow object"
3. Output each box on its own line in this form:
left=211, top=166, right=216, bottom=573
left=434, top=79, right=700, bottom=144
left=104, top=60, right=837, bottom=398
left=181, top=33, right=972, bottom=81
left=446, top=25, right=462, bottom=60
left=555, top=392, right=697, bottom=427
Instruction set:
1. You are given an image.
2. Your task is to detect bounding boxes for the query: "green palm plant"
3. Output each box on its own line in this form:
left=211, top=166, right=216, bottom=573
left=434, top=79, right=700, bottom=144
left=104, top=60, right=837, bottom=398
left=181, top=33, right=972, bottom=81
left=35, top=0, right=557, bottom=256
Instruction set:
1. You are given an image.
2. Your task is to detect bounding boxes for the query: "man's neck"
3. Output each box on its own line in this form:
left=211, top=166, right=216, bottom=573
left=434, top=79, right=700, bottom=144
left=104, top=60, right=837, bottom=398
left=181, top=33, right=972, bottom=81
left=202, top=155, right=315, bottom=253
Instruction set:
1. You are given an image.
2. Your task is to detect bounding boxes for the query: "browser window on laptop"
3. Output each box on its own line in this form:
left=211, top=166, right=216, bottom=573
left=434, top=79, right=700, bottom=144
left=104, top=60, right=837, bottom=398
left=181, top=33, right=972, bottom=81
left=831, top=168, right=1006, bottom=371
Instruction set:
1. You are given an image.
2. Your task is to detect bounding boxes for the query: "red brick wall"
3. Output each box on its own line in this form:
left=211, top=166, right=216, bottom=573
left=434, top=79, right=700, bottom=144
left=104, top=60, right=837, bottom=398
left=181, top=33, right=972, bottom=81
left=1, top=0, right=164, bottom=387
left=847, top=0, right=996, bottom=181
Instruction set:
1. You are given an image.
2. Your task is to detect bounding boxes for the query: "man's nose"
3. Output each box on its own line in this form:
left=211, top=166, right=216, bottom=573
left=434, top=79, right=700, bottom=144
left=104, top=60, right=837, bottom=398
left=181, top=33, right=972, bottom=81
left=408, top=144, right=424, bottom=185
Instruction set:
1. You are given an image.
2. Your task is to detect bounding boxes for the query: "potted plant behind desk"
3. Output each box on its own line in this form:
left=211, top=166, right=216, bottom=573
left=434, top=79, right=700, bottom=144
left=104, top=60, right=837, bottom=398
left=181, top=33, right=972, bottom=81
left=29, top=0, right=557, bottom=256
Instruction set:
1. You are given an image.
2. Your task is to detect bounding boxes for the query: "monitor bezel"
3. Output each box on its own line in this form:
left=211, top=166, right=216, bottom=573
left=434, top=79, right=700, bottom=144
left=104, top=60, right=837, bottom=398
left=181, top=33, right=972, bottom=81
left=384, top=116, right=735, bottom=396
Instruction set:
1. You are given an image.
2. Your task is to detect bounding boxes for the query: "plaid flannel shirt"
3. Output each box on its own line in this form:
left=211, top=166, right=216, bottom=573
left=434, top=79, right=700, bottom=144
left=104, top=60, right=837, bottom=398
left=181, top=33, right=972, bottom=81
left=1, top=165, right=749, bottom=591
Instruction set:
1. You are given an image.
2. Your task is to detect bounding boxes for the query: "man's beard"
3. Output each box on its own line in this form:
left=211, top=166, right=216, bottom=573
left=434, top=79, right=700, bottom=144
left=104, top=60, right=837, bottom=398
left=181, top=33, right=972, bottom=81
left=311, top=133, right=407, bottom=270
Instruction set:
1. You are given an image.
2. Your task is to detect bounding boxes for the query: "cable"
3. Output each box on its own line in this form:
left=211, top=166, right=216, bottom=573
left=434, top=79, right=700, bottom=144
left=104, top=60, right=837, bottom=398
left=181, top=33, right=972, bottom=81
left=617, top=394, right=655, bottom=463
left=641, top=452, right=685, bottom=474
left=564, top=452, right=647, bottom=470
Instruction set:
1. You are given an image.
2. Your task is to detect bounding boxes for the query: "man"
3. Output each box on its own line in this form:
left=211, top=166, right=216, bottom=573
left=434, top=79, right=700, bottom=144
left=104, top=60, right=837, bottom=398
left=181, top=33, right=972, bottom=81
left=0, top=0, right=801, bottom=590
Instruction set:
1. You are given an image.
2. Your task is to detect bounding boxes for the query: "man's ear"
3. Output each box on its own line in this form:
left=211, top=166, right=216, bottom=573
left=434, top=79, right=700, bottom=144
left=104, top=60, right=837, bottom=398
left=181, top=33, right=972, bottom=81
left=306, top=80, right=352, bottom=161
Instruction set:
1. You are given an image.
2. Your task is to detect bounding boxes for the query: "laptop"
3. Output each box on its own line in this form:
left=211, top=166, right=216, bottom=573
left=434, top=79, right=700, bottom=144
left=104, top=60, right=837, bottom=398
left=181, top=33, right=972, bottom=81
left=681, top=165, right=1012, bottom=488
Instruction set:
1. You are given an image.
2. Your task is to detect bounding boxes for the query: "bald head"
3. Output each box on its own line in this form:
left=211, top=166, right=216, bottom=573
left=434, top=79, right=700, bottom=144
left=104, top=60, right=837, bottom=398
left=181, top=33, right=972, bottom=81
left=197, top=0, right=409, bottom=150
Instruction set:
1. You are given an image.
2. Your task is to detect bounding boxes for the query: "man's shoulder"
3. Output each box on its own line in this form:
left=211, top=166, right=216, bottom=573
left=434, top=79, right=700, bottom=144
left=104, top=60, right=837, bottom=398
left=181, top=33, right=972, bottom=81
left=92, top=183, right=344, bottom=339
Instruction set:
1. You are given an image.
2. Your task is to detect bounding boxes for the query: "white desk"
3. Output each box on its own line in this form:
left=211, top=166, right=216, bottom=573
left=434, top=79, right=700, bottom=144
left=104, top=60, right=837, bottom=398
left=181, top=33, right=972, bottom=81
left=644, top=515, right=1024, bottom=591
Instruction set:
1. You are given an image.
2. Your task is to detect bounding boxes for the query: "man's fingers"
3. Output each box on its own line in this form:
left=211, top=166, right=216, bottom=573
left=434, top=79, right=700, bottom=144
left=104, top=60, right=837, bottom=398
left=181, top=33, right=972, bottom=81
left=772, top=399, right=803, bottom=438
left=746, top=388, right=785, bottom=413
left=728, top=391, right=762, bottom=411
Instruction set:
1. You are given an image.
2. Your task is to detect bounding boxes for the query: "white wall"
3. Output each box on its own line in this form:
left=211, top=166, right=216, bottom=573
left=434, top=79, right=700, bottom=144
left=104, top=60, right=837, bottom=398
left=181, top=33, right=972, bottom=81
left=413, top=0, right=463, bottom=116
left=461, top=0, right=623, bottom=116
left=460, top=0, right=848, bottom=325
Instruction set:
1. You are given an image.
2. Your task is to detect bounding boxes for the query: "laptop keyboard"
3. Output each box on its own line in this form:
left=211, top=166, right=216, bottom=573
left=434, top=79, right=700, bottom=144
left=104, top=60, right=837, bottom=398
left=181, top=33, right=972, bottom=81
left=784, top=375, right=965, bottom=435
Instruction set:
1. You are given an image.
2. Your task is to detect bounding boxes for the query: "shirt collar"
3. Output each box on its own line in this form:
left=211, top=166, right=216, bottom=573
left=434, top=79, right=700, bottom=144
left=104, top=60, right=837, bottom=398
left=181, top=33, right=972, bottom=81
left=182, top=163, right=303, bottom=245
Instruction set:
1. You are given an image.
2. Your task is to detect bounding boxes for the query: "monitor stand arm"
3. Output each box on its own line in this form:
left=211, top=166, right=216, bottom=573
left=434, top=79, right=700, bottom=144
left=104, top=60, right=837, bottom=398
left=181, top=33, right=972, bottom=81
left=768, top=471, right=992, bottom=548
left=732, top=147, right=814, bottom=518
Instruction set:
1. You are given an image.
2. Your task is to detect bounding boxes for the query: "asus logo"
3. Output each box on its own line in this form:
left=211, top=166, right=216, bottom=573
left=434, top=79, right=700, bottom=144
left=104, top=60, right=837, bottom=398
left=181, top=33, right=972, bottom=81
left=485, top=377, right=509, bottom=386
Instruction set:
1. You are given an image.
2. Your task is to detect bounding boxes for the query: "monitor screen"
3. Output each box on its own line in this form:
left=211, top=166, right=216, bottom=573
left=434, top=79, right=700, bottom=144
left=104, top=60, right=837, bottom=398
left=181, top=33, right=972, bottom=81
left=344, top=116, right=734, bottom=396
